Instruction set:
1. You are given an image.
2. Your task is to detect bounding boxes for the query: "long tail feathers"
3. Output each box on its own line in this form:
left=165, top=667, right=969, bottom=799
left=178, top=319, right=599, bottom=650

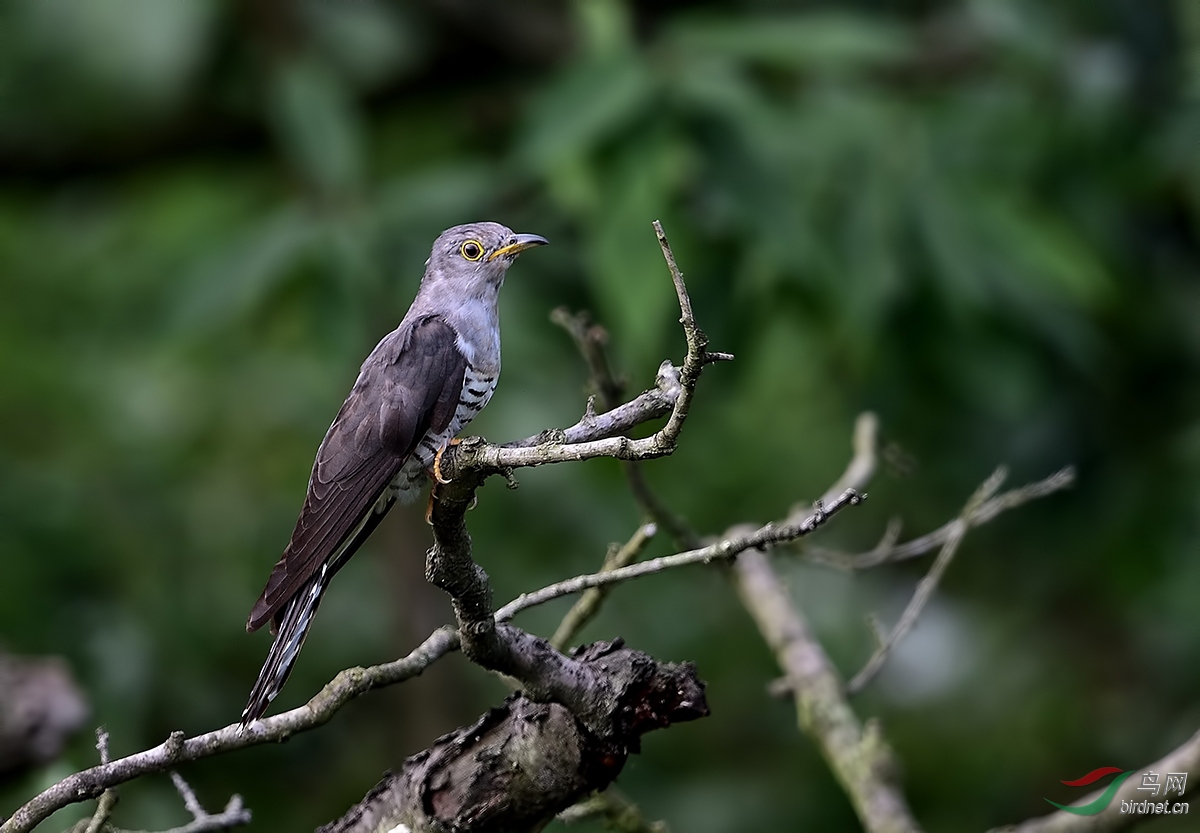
left=241, top=563, right=329, bottom=728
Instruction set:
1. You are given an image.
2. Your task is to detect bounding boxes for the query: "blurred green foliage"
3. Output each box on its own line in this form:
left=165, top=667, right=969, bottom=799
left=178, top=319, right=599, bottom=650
left=2, top=0, right=1198, bottom=830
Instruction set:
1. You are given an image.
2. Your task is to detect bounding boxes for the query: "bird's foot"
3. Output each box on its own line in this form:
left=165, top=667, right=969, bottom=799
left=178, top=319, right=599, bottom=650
left=431, top=438, right=462, bottom=485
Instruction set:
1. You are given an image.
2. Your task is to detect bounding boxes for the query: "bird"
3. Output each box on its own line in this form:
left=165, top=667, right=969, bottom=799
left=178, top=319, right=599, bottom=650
left=241, top=221, right=547, bottom=727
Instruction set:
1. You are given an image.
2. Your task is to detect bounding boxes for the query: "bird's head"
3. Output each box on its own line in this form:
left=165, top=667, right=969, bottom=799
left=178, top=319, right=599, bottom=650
left=423, top=222, right=548, bottom=299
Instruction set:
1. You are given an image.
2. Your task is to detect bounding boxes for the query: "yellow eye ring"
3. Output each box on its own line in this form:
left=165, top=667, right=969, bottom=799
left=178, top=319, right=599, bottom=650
left=460, top=240, right=484, bottom=261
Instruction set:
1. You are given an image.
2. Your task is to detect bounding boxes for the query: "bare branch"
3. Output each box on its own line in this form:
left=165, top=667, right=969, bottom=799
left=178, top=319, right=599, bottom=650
left=731, top=416, right=922, bottom=833
left=0, top=628, right=458, bottom=833
left=495, top=488, right=864, bottom=623
left=81, top=792, right=117, bottom=833
left=66, top=744, right=250, bottom=833
left=551, top=308, right=699, bottom=548
left=130, top=779, right=250, bottom=833
left=847, top=467, right=1007, bottom=694
left=96, top=728, right=111, bottom=765
left=170, top=772, right=206, bottom=820
left=147, top=772, right=250, bottom=833
left=549, top=307, right=626, bottom=410
left=552, top=523, right=658, bottom=651
left=734, top=550, right=921, bottom=833
left=818, top=412, right=881, bottom=507
left=990, top=728, right=1200, bottom=832
left=437, top=221, right=732, bottom=484
left=504, top=360, right=682, bottom=451
left=805, top=467, right=1076, bottom=570
left=82, top=728, right=116, bottom=833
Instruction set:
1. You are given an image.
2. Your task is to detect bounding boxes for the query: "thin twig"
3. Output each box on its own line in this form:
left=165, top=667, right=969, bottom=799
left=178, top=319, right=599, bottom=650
left=83, top=728, right=117, bottom=833
left=96, top=728, right=111, bottom=764
left=847, top=467, right=1007, bottom=695
left=496, top=488, right=864, bottom=623
left=551, top=308, right=700, bottom=548
left=503, top=360, right=682, bottom=451
left=115, top=773, right=253, bottom=833
left=552, top=523, right=657, bottom=650
left=170, top=772, right=206, bottom=820
left=805, top=467, right=1076, bottom=570
left=82, top=792, right=118, bottom=833
left=119, top=792, right=250, bottom=833
left=549, top=308, right=625, bottom=411
left=439, top=224, right=731, bottom=482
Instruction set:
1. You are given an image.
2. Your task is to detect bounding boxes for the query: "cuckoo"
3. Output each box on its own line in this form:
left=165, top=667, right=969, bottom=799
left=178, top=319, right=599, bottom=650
left=241, top=221, right=547, bottom=726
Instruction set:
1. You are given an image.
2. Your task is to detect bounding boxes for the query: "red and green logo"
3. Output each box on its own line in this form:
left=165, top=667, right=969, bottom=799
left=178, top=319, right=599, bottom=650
left=1045, top=767, right=1133, bottom=815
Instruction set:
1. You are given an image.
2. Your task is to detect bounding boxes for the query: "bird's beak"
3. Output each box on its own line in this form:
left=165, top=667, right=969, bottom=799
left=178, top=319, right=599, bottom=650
left=489, top=233, right=549, bottom=261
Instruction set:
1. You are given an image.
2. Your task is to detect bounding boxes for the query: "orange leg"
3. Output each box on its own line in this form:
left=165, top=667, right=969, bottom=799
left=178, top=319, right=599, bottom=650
left=431, top=437, right=461, bottom=486
left=425, top=438, right=463, bottom=524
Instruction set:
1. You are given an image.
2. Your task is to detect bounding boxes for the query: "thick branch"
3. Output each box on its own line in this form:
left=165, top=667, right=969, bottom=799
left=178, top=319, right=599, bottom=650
left=734, top=551, right=920, bottom=833
left=319, top=642, right=706, bottom=833
left=990, top=728, right=1200, bottom=832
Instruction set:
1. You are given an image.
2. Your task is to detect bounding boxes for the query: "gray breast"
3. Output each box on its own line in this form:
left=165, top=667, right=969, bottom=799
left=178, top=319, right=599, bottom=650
left=388, top=363, right=498, bottom=505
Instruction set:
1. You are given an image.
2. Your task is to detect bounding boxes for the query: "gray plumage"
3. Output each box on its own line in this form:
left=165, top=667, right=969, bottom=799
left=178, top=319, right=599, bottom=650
left=242, top=222, right=546, bottom=726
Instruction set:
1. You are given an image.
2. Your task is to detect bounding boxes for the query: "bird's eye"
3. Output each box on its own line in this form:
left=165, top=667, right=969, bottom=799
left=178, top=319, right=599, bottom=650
left=460, top=240, right=484, bottom=261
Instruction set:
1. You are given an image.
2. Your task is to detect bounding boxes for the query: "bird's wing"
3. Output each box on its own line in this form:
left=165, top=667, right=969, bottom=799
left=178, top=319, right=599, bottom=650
left=246, top=315, right=467, bottom=632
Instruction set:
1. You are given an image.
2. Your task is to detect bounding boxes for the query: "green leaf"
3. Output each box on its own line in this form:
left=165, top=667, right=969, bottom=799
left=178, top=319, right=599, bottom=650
left=667, top=12, right=914, bottom=73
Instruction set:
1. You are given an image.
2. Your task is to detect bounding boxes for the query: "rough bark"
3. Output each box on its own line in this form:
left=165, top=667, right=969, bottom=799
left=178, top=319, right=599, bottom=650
left=319, top=641, right=707, bottom=833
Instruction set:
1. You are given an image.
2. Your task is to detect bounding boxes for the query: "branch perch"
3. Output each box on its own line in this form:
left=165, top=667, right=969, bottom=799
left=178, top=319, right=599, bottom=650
left=1, top=225, right=723, bottom=833
left=324, top=221, right=720, bottom=831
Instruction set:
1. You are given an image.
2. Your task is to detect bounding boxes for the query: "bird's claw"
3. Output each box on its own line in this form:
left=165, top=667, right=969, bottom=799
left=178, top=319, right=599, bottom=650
left=431, top=438, right=461, bottom=485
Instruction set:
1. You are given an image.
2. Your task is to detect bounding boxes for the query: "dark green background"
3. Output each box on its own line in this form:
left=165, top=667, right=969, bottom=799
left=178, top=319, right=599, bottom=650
left=1, top=0, right=1197, bottom=830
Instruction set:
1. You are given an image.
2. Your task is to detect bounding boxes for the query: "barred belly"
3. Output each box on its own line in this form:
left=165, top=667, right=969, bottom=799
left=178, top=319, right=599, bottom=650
left=388, top=363, right=497, bottom=506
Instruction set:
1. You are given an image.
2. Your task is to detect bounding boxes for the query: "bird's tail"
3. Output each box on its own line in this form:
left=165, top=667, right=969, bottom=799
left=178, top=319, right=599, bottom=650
left=241, top=563, right=329, bottom=728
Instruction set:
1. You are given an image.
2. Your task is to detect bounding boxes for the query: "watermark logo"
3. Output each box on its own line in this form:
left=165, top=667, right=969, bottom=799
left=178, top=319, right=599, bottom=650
left=1045, top=767, right=1132, bottom=815
left=1045, top=767, right=1188, bottom=816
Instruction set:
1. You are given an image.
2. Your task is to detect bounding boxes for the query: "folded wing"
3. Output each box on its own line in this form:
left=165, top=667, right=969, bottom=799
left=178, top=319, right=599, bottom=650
left=246, top=315, right=467, bottom=632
